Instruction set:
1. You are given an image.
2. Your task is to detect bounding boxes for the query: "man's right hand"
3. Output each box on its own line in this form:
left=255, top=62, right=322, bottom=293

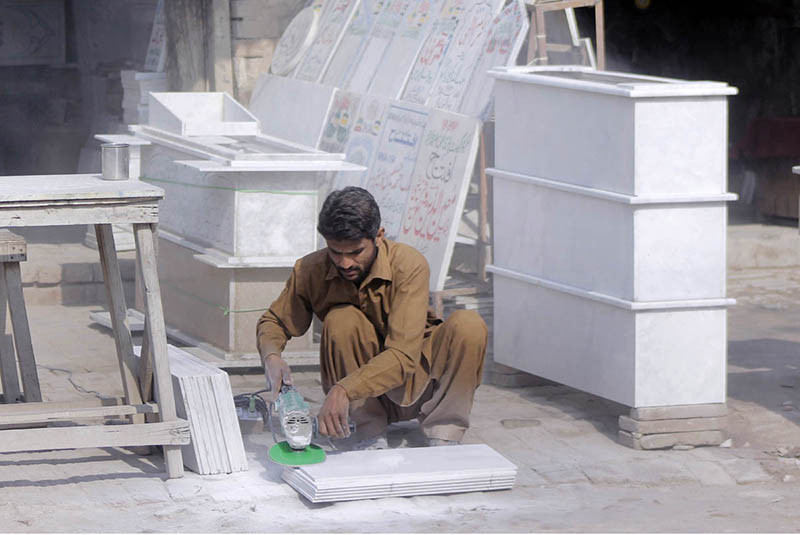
left=264, top=353, right=292, bottom=402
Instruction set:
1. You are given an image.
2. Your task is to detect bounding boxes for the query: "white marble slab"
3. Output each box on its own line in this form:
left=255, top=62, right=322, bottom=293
left=363, top=102, right=429, bottom=238
left=270, top=6, right=320, bottom=75
left=318, top=90, right=362, bottom=153
left=322, top=0, right=382, bottom=88
left=490, top=272, right=728, bottom=407
left=490, top=169, right=731, bottom=302
left=347, top=0, right=411, bottom=92
left=368, top=0, right=444, bottom=98
left=282, top=444, right=516, bottom=503
left=295, top=0, right=361, bottom=83
left=140, top=144, right=319, bottom=259
left=333, top=94, right=391, bottom=190
left=248, top=74, right=337, bottom=147
left=427, top=0, right=501, bottom=112
left=0, top=173, right=163, bottom=202
left=459, top=0, right=528, bottom=119
left=491, top=66, right=736, bottom=196
left=400, top=21, right=454, bottom=105
left=396, top=109, right=480, bottom=291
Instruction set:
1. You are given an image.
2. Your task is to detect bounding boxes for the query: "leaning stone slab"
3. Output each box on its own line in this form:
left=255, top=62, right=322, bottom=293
left=619, top=430, right=728, bottom=450
left=630, top=403, right=727, bottom=421
left=619, top=415, right=728, bottom=434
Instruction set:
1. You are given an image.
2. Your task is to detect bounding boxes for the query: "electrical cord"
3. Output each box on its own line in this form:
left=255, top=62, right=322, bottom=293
left=232, top=389, right=283, bottom=445
left=233, top=388, right=339, bottom=450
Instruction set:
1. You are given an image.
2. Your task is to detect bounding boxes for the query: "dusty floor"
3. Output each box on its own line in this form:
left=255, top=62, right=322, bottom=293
left=1, top=229, right=800, bottom=531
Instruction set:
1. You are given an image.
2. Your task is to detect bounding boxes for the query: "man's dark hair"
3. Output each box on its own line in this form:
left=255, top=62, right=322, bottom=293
left=317, top=187, right=381, bottom=241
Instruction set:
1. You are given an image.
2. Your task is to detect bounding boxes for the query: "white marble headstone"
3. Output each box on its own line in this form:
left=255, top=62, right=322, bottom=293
left=363, top=102, right=429, bottom=238
left=368, top=0, right=445, bottom=98
left=398, top=109, right=480, bottom=290
left=294, top=0, right=360, bottom=83
left=270, top=6, right=320, bottom=76
left=459, top=0, right=528, bottom=119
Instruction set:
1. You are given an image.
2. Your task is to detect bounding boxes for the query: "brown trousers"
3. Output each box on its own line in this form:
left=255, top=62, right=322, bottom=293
left=320, top=306, right=488, bottom=442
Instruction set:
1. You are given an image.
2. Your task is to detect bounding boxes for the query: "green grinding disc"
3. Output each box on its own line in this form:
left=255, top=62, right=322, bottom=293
left=268, top=441, right=326, bottom=466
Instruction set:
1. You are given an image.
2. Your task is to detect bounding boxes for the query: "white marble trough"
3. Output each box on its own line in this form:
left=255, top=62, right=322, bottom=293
left=488, top=66, right=738, bottom=409
left=148, top=92, right=260, bottom=137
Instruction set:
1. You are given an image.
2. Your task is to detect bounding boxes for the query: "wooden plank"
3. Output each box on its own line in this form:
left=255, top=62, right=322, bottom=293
left=0, top=402, right=159, bottom=425
left=0, top=397, right=157, bottom=416
left=0, top=420, right=190, bottom=454
left=0, top=203, right=160, bottom=228
left=538, top=0, right=600, bottom=12
left=4, top=262, right=41, bottom=402
left=0, top=266, right=21, bottom=404
left=0, top=230, right=26, bottom=262
left=206, top=0, right=234, bottom=95
left=134, top=223, right=185, bottom=478
left=139, top=315, right=154, bottom=402
left=478, top=130, right=489, bottom=281
left=164, top=0, right=208, bottom=92
left=595, top=0, right=605, bottom=70
left=96, top=224, right=144, bottom=424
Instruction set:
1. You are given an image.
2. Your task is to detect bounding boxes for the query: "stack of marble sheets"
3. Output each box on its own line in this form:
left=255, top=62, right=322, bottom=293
left=282, top=444, right=516, bottom=503
left=135, top=344, right=248, bottom=475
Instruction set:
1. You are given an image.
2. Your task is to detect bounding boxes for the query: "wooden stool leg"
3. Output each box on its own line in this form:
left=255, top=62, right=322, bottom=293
left=138, top=315, right=154, bottom=403
left=4, top=262, right=40, bottom=402
left=134, top=222, right=184, bottom=478
left=95, top=224, right=144, bottom=422
left=0, top=265, right=21, bottom=403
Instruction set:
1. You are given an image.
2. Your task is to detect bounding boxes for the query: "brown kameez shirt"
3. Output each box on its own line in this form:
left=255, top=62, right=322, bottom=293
left=256, top=239, right=439, bottom=405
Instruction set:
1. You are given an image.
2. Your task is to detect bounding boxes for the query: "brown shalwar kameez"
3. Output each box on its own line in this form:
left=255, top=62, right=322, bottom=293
left=256, top=239, right=487, bottom=442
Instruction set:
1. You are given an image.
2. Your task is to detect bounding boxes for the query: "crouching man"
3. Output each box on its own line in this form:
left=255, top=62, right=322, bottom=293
left=257, top=187, right=487, bottom=447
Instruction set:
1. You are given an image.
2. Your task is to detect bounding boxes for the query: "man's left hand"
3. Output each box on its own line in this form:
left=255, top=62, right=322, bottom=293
left=317, top=384, right=351, bottom=439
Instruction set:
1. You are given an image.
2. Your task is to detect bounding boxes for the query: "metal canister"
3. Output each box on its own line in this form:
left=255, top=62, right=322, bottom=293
left=100, top=143, right=129, bottom=180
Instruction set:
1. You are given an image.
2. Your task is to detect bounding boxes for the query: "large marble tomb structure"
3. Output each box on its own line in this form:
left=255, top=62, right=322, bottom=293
left=486, top=67, right=738, bottom=444
left=130, top=92, right=363, bottom=363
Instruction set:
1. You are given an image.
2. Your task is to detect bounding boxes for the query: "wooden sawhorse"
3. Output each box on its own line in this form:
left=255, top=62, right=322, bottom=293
left=0, top=230, right=41, bottom=404
left=0, top=174, right=188, bottom=478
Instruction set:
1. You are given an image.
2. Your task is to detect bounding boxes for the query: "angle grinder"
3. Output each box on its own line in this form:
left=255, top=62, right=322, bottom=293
left=267, top=384, right=355, bottom=466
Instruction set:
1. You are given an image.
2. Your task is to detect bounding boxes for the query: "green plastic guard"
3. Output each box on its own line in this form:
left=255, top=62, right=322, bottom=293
left=268, top=441, right=326, bottom=466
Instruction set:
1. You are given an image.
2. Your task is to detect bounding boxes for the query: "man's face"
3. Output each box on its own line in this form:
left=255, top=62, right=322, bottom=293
left=326, top=229, right=384, bottom=284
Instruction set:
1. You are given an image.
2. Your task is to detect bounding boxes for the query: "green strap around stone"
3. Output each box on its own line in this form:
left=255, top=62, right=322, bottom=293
left=161, top=280, right=268, bottom=316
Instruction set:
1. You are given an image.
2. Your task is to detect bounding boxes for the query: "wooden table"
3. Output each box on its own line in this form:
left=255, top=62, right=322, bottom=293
left=0, top=174, right=188, bottom=479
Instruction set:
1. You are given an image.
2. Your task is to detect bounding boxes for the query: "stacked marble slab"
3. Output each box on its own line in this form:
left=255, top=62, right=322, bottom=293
left=121, top=70, right=167, bottom=124
left=130, top=92, right=363, bottom=364
left=282, top=444, right=516, bottom=503
left=486, top=66, right=738, bottom=448
left=135, top=344, right=247, bottom=474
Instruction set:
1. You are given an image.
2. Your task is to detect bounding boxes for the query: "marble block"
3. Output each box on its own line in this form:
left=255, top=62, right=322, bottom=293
left=490, top=169, right=734, bottom=302
left=248, top=73, right=337, bottom=147
left=490, top=66, right=738, bottom=197
left=489, top=272, right=728, bottom=408
left=140, top=143, right=321, bottom=263
left=489, top=66, right=737, bottom=412
left=151, top=237, right=314, bottom=358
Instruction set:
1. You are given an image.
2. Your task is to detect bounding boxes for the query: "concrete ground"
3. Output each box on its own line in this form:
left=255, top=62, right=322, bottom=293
left=1, top=222, right=800, bottom=532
